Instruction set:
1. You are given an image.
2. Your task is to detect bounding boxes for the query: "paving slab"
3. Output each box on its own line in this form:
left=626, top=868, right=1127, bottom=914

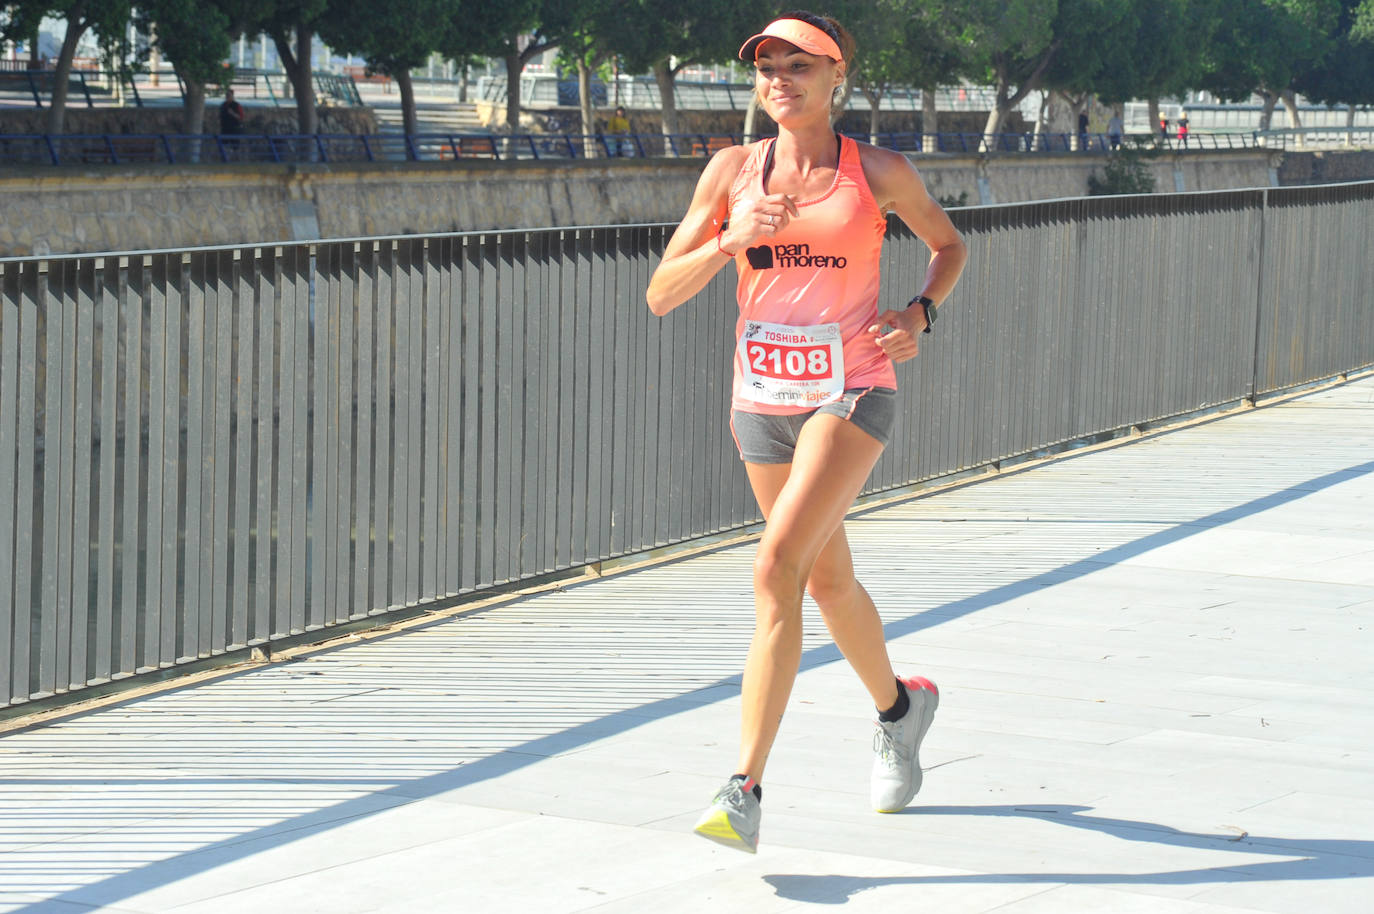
left=2, top=376, right=1372, bottom=913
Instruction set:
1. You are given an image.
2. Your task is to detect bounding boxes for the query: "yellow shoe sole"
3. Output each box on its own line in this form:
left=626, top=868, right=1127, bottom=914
left=693, top=808, right=758, bottom=854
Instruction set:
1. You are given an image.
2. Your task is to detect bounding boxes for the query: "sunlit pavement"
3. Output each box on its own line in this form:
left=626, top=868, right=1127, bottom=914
left=2, top=375, right=1372, bottom=913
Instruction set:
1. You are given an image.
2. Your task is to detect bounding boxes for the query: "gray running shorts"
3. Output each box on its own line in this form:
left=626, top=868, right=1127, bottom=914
left=730, top=387, right=897, bottom=464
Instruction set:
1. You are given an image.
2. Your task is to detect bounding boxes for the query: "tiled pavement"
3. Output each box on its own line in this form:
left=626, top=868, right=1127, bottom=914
left=3, top=375, right=1372, bottom=913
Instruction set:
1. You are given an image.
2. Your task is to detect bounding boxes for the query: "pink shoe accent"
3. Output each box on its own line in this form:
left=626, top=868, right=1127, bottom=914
left=901, top=675, right=938, bottom=698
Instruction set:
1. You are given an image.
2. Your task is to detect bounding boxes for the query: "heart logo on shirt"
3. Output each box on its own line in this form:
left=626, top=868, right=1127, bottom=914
left=744, top=246, right=774, bottom=269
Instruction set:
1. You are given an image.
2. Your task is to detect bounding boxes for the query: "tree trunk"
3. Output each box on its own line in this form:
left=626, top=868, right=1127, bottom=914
left=295, top=27, right=316, bottom=136
left=576, top=58, right=597, bottom=158
left=863, top=87, right=882, bottom=145
left=1280, top=88, right=1303, bottom=148
left=396, top=69, right=418, bottom=139
left=1346, top=104, right=1355, bottom=147
left=47, top=13, right=90, bottom=134
left=149, top=26, right=161, bottom=88
left=273, top=26, right=317, bottom=136
left=1280, top=89, right=1301, bottom=129
left=459, top=65, right=469, bottom=103
left=1258, top=90, right=1278, bottom=133
left=1148, top=98, right=1161, bottom=141
left=653, top=61, right=680, bottom=154
left=181, top=77, right=205, bottom=163
left=1066, top=92, right=1089, bottom=151
left=743, top=90, right=760, bottom=143
left=504, top=43, right=522, bottom=132
left=981, top=61, right=1011, bottom=151
left=28, top=25, right=41, bottom=69
left=981, top=97, right=1009, bottom=152
left=921, top=85, right=938, bottom=153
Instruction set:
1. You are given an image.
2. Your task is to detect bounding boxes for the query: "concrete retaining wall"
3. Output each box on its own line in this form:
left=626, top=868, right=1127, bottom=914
left=0, top=148, right=1310, bottom=257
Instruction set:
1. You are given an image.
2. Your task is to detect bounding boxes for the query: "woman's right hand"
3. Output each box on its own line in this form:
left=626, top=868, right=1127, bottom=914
left=719, top=193, right=801, bottom=255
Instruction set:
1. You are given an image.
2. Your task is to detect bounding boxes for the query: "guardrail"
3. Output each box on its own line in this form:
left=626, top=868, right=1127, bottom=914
left=0, top=130, right=1269, bottom=167
left=1253, top=126, right=1374, bottom=149
left=2, top=183, right=1372, bottom=713
left=0, top=68, right=362, bottom=109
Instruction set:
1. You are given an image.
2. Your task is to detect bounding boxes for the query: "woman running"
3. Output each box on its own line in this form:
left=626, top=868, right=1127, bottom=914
left=645, top=11, right=968, bottom=853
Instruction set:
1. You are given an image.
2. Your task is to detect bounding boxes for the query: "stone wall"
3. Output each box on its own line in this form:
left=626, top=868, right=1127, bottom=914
left=1278, top=149, right=1374, bottom=185
left=0, top=147, right=1323, bottom=258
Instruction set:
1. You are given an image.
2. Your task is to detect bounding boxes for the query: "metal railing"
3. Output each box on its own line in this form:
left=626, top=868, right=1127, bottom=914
left=0, top=68, right=362, bottom=109
left=1253, top=126, right=1374, bottom=149
left=2, top=183, right=1372, bottom=712
left=0, top=130, right=1274, bottom=167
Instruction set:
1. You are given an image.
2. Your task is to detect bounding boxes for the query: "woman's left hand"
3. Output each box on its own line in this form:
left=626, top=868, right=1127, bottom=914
left=868, top=304, right=926, bottom=363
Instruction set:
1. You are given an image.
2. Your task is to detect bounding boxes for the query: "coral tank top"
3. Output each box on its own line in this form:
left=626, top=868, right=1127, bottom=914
left=727, top=134, right=894, bottom=414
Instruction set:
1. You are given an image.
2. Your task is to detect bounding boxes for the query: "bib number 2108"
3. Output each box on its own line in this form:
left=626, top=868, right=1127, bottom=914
left=737, top=320, right=844, bottom=407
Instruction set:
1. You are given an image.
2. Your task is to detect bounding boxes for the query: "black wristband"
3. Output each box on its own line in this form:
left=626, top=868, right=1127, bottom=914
left=910, top=295, right=937, bottom=334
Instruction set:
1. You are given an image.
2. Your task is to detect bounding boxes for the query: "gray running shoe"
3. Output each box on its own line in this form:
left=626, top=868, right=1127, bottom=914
left=871, top=676, right=940, bottom=813
left=693, top=777, right=761, bottom=853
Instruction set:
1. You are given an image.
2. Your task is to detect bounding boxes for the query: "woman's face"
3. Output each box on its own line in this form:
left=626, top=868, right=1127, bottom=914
left=753, top=37, right=844, bottom=126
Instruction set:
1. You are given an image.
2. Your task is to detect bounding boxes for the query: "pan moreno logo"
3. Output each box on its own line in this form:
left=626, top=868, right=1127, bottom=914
left=744, top=243, right=848, bottom=270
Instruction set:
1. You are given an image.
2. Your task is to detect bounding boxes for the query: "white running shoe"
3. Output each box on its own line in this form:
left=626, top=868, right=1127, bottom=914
left=693, top=776, right=761, bottom=853
left=871, top=676, right=940, bottom=813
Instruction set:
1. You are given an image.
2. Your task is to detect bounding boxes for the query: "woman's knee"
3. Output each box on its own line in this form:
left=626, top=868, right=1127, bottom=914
left=808, top=568, right=858, bottom=614
left=754, top=543, right=807, bottom=606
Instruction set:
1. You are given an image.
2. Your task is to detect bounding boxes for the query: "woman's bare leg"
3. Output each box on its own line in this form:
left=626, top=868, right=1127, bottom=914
left=735, top=414, right=887, bottom=781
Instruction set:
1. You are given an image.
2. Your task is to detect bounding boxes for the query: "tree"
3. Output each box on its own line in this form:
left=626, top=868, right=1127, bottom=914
left=1199, top=0, right=1341, bottom=131
left=136, top=0, right=235, bottom=136
left=1, top=0, right=132, bottom=133
left=554, top=7, right=616, bottom=157
left=1296, top=0, right=1374, bottom=137
left=319, top=0, right=458, bottom=137
left=1038, top=0, right=1134, bottom=146
left=1088, top=0, right=1221, bottom=139
left=951, top=0, right=1061, bottom=144
left=597, top=0, right=770, bottom=145
left=836, top=0, right=966, bottom=145
left=465, top=0, right=566, bottom=133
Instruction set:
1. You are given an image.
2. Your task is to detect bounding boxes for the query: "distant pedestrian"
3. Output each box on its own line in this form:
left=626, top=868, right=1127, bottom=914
left=1160, top=116, right=1169, bottom=144
left=1107, top=113, right=1123, bottom=150
left=219, top=88, right=246, bottom=160
left=1078, top=112, right=1090, bottom=151
left=1177, top=116, right=1190, bottom=148
left=219, top=88, right=245, bottom=136
left=606, top=105, right=632, bottom=157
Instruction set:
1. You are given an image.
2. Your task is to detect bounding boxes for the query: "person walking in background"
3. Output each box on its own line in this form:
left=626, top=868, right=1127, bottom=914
left=219, top=88, right=246, bottom=159
left=219, top=88, right=245, bottom=136
left=645, top=10, right=967, bottom=855
left=1178, top=114, right=1190, bottom=148
left=1160, top=115, right=1170, bottom=146
left=1107, top=112, right=1124, bottom=151
left=606, top=105, right=632, bottom=157
left=1078, top=111, right=1090, bottom=151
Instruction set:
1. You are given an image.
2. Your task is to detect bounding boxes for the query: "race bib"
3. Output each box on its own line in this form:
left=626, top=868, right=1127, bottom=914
left=738, top=320, right=844, bottom=407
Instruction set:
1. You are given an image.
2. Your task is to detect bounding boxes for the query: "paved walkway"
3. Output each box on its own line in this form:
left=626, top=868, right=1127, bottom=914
left=3, top=376, right=1373, bottom=914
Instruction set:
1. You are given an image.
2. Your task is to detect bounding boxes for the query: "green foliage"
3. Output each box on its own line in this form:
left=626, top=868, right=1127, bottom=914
left=319, top=0, right=458, bottom=75
left=1200, top=0, right=1342, bottom=99
left=594, top=0, right=770, bottom=75
left=937, top=191, right=970, bottom=207
left=834, top=0, right=965, bottom=95
left=1087, top=143, right=1158, bottom=195
left=135, top=0, right=235, bottom=87
left=1298, top=0, right=1374, bottom=106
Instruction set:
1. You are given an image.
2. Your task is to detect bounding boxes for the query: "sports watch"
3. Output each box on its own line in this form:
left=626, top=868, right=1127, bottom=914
left=909, top=295, right=938, bottom=334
